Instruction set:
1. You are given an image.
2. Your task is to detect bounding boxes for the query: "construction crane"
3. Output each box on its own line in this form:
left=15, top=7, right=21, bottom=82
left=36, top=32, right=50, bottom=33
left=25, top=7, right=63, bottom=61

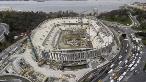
left=27, top=35, right=39, bottom=61
left=78, top=10, right=87, bottom=27
left=78, top=8, right=98, bottom=26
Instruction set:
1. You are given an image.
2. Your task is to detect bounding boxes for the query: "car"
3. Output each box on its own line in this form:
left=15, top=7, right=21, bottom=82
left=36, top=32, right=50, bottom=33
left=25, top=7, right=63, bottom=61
left=110, top=79, right=114, bottom=82
left=119, top=55, right=122, bottom=59
left=139, top=56, right=142, bottom=59
left=130, top=67, right=135, bottom=71
left=119, top=61, right=122, bottom=65
left=125, top=60, right=128, bottom=64
left=134, top=46, right=137, bottom=48
left=11, top=46, right=18, bottom=52
left=124, top=39, right=128, bottom=40
left=137, top=46, right=140, bottom=51
left=127, top=44, right=129, bottom=47
left=121, top=72, right=127, bottom=76
left=125, top=50, right=127, bottom=53
left=117, top=76, right=124, bottom=82
left=110, top=64, right=115, bottom=68
left=136, top=53, right=139, bottom=56
left=108, top=69, right=113, bottom=74
left=110, top=76, right=113, bottom=80
left=140, top=51, right=143, bottom=54
left=137, top=59, right=141, bottom=63
left=132, top=60, right=135, bottom=64
left=128, top=63, right=134, bottom=68
left=134, top=63, right=138, bottom=67
left=132, top=46, right=135, bottom=49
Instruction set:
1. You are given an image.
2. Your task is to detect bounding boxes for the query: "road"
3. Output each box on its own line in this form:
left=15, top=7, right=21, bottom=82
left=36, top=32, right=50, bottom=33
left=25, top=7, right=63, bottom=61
left=127, top=47, right=146, bottom=82
left=0, top=37, right=27, bottom=73
left=92, top=14, right=144, bottom=82
left=0, top=12, right=143, bottom=82
left=94, top=26, right=144, bottom=82
left=88, top=22, right=130, bottom=82
left=112, top=25, right=144, bottom=82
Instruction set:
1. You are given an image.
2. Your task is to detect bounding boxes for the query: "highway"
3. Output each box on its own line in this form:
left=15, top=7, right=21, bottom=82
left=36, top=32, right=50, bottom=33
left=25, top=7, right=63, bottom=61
left=0, top=12, right=143, bottom=82
left=93, top=30, right=142, bottom=82
left=70, top=12, right=142, bottom=82
left=91, top=34, right=130, bottom=82
left=0, top=37, right=27, bottom=73
left=127, top=47, right=146, bottom=82
left=90, top=14, right=144, bottom=82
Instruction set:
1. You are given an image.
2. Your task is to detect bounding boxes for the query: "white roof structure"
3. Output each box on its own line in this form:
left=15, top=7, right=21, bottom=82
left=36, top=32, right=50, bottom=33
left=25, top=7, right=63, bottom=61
left=31, top=17, right=113, bottom=52
left=9, top=17, right=118, bottom=82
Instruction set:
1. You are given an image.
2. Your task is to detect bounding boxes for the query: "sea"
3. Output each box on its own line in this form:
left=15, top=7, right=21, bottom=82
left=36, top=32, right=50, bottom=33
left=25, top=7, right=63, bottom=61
left=0, top=0, right=146, bottom=13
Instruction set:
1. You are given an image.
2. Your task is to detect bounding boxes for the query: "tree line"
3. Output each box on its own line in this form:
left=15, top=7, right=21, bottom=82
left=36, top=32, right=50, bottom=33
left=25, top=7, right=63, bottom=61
left=98, top=9, right=132, bottom=25
left=0, top=10, right=79, bottom=51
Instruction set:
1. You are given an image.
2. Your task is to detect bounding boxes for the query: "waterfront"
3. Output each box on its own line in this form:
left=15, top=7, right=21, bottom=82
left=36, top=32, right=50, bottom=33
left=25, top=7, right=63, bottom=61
left=0, top=0, right=146, bottom=13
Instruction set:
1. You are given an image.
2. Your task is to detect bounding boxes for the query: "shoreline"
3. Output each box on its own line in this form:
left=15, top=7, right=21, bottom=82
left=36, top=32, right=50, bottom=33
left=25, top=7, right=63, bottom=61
left=0, top=1, right=142, bottom=13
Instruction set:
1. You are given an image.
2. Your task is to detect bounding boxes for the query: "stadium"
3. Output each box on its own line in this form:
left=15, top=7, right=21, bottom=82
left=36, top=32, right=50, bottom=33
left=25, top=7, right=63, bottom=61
left=21, top=17, right=120, bottom=82
left=31, top=17, right=114, bottom=60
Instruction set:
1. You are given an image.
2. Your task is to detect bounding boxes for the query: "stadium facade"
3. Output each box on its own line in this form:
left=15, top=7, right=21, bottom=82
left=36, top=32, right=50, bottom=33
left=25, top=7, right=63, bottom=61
left=23, top=17, right=119, bottom=82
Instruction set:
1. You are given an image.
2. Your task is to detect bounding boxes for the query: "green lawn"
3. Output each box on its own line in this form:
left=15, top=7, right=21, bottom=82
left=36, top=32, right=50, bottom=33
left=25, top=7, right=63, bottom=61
left=98, top=9, right=132, bottom=26
left=101, top=15, right=132, bottom=26
left=142, top=39, right=146, bottom=45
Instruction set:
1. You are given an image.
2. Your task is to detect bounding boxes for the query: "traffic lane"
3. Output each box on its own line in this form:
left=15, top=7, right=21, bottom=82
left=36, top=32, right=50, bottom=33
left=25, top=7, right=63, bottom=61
left=112, top=35, right=140, bottom=82
left=0, top=42, right=21, bottom=57
left=91, top=68, right=110, bottom=82
left=120, top=43, right=143, bottom=82
left=111, top=32, right=132, bottom=76
left=111, top=37, right=129, bottom=67
left=111, top=27, right=125, bottom=34
left=0, top=37, right=25, bottom=62
left=126, top=43, right=142, bottom=68
left=91, top=42, right=128, bottom=82
left=127, top=47, right=146, bottom=82
left=91, top=30, right=128, bottom=82
left=96, top=28, right=133, bottom=82
left=115, top=46, right=141, bottom=82
left=111, top=39, right=129, bottom=68
left=101, top=37, right=130, bottom=82
left=104, top=17, right=141, bottom=82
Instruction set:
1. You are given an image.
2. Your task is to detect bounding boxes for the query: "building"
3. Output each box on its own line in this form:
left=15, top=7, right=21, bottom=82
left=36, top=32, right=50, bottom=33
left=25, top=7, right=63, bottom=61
left=130, top=2, right=146, bottom=11
left=23, top=17, right=119, bottom=82
left=0, top=23, right=9, bottom=42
